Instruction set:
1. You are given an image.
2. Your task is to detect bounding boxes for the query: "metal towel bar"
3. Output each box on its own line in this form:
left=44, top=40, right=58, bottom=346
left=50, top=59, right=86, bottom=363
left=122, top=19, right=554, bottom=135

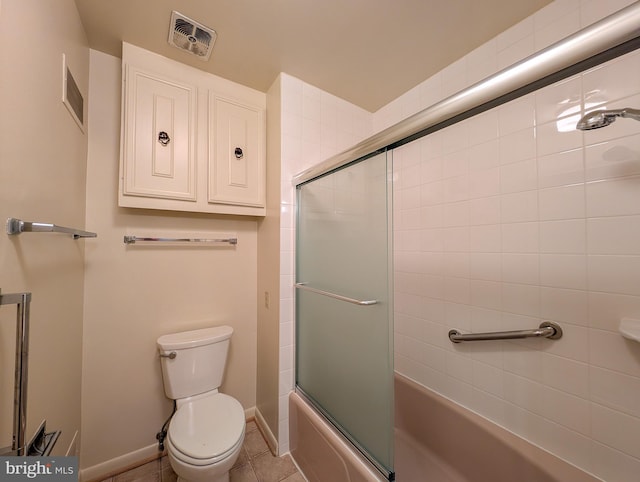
left=448, top=322, right=563, bottom=343
left=124, top=235, right=237, bottom=245
left=6, top=217, right=96, bottom=239
left=295, top=282, right=378, bottom=306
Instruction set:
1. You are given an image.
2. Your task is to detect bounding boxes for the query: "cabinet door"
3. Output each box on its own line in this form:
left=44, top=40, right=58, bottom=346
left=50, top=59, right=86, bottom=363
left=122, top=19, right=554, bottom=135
left=122, top=66, right=197, bottom=201
left=209, top=97, right=264, bottom=207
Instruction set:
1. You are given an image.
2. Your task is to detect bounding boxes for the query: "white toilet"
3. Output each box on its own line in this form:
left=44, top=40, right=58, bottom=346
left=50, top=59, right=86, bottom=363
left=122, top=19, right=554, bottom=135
left=157, top=325, right=245, bottom=482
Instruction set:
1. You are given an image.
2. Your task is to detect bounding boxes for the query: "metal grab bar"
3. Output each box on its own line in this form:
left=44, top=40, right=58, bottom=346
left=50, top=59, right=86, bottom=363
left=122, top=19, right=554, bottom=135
left=124, top=235, right=238, bottom=245
left=295, top=283, right=378, bottom=306
left=0, top=290, right=31, bottom=456
left=6, top=217, right=97, bottom=239
left=448, top=322, right=562, bottom=343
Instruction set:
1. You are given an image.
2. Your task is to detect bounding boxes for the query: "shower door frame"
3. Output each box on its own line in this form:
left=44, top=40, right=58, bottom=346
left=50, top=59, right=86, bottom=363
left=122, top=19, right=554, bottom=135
left=295, top=150, right=395, bottom=480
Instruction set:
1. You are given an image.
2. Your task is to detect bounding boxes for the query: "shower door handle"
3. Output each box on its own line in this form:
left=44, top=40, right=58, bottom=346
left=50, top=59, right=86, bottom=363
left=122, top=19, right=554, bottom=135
left=295, top=283, right=378, bottom=306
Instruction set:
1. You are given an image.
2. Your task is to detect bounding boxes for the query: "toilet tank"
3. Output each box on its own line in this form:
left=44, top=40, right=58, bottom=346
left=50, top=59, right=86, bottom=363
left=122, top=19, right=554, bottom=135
left=157, top=325, right=233, bottom=400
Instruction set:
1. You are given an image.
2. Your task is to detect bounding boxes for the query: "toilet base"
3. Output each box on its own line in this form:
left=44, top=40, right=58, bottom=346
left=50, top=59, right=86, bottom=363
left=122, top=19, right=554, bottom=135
left=168, top=436, right=241, bottom=482
left=177, top=475, right=228, bottom=482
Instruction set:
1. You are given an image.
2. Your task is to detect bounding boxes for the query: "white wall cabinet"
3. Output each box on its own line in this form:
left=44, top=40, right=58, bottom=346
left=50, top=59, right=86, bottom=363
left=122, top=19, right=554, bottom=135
left=119, top=43, right=266, bottom=216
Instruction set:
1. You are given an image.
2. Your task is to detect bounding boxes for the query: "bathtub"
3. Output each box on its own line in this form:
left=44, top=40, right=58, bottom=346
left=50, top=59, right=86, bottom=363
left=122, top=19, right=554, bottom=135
left=290, top=373, right=600, bottom=482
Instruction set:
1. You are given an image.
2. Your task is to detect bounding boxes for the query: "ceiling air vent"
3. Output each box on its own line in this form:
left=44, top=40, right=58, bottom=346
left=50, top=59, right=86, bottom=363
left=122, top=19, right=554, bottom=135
left=168, top=11, right=217, bottom=61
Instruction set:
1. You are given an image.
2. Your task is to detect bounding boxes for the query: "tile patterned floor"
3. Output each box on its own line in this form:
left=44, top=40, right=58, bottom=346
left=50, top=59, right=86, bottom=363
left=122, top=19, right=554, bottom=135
left=101, top=421, right=305, bottom=482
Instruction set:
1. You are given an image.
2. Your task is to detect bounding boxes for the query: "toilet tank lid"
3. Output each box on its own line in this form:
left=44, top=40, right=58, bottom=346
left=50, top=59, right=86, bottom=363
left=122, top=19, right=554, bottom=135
left=157, top=325, right=233, bottom=351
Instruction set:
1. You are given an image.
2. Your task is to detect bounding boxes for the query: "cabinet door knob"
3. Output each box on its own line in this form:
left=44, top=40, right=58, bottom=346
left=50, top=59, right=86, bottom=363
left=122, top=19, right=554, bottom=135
left=234, top=147, right=244, bottom=159
left=158, top=131, right=171, bottom=146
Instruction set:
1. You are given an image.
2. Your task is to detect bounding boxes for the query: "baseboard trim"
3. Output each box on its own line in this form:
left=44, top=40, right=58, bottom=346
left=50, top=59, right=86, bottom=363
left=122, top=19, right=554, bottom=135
left=79, top=444, right=162, bottom=482
left=255, top=407, right=278, bottom=456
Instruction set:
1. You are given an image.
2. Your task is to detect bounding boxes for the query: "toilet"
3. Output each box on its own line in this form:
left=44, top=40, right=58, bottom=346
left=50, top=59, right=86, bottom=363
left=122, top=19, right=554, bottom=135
left=157, top=325, right=245, bottom=482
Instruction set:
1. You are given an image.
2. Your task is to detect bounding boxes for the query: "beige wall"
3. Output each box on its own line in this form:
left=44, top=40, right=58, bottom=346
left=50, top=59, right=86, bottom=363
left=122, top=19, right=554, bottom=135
left=81, top=50, right=258, bottom=473
left=0, top=0, right=88, bottom=456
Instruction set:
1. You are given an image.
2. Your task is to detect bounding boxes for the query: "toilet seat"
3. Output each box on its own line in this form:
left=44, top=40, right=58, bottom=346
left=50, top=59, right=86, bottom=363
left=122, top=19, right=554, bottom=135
left=168, top=392, right=245, bottom=466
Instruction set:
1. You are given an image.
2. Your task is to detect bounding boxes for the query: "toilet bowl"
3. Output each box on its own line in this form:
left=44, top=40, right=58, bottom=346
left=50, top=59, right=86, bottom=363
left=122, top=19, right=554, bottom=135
left=157, top=326, right=245, bottom=482
left=166, top=392, right=245, bottom=482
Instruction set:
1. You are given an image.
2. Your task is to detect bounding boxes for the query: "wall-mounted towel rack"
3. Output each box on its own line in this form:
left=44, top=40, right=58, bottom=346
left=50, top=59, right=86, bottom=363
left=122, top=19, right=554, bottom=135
left=6, top=217, right=97, bottom=239
left=448, top=322, right=562, bottom=343
left=123, top=235, right=238, bottom=246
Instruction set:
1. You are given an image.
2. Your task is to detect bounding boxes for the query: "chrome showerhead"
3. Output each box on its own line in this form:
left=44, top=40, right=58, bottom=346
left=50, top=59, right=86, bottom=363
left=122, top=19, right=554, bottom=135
left=576, top=108, right=640, bottom=130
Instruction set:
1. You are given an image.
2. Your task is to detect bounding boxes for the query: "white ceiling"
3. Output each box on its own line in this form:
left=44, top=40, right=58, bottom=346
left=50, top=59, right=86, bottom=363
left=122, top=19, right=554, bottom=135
left=74, top=0, right=551, bottom=112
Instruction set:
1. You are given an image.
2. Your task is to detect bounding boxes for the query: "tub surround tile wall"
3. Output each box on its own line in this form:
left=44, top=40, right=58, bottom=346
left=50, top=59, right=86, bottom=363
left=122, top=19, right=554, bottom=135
left=393, top=42, right=640, bottom=482
left=276, top=0, right=639, bottom=480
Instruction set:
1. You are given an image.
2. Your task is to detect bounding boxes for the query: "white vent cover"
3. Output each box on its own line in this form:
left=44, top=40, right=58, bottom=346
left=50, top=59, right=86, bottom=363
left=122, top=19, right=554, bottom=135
left=168, top=11, right=217, bottom=61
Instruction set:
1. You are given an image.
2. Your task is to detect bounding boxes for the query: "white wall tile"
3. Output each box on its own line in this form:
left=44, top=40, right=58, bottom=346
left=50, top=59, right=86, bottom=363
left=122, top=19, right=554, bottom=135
left=468, top=111, right=499, bottom=148
left=501, top=191, right=539, bottom=223
left=540, top=219, right=586, bottom=254
left=590, top=440, right=640, bottom=482
left=497, top=34, right=535, bottom=70
left=539, top=183, right=585, bottom=220
left=541, top=352, right=589, bottom=398
left=589, top=329, right=640, bottom=378
left=582, top=51, right=640, bottom=107
left=502, top=253, right=539, bottom=285
left=587, top=215, right=640, bottom=255
left=585, top=133, right=640, bottom=182
left=498, top=94, right=536, bottom=135
left=502, top=283, right=540, bottom=317
left=535, top=75, right=582, bottom=126
left=468, top=140, right=500, bottom=172
left=469, top=224, right=501, bottom=252
left=537, top=118, right=583, bottom=157
left=501, top=222, right=539, bottom=253
left=500, top=158, right=538, bottom=194
left=499, top=128, right=536, bottom=165
left=540, top=254, right=587, bottom=290
left=588, top=291, right=640, bottom=332
left=540, top=286, right=588, bottom=326
left=540, top=385, right=590, bottom=435
left=590, top=366, right=640, bottom=419
left=538, top=148, right=584, bottom=189
left=580, top=0, right=637, bottom=27
left=592, top=403, right=640, bottom=459
left=586, top=176, right=640, bottom=217
left=469, top=197, right=501, bottom=225
left=535, top=10, right=581, bottom=51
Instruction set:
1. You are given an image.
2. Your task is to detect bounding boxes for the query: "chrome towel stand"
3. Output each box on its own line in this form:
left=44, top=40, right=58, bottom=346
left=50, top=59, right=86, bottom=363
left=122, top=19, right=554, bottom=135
left=0, top=290, right=31, bottom=456
left=449, top=322, right=563, bottom=343
left=6, top=217, right=97, bottom=239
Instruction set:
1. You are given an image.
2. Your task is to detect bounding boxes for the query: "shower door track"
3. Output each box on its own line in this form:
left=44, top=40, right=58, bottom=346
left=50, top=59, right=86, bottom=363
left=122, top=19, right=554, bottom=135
left=295, top=385, right=395, bottom=481
left=293, top=2, right=640, bottom=186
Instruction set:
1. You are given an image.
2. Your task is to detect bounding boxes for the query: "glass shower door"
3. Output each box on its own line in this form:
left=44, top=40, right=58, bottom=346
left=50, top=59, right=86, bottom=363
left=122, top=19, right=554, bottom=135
left=295, top=151, right=394, bottom=479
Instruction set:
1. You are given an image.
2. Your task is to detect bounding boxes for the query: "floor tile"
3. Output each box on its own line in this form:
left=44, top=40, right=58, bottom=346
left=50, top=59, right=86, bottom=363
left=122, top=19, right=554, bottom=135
left=244, top=428, right=270, bottom=458
left=105, top=421, right=303, bottom=482
left=251, top=452, right=297, bottom=482
left=230, top=463, right=259, bottom=482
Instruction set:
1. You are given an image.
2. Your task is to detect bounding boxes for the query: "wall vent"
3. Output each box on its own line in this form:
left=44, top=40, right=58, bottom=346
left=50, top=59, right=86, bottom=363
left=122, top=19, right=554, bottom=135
left=62, top=54, right=84, bottom=132
left=168, top=11, right=217, bottom=61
